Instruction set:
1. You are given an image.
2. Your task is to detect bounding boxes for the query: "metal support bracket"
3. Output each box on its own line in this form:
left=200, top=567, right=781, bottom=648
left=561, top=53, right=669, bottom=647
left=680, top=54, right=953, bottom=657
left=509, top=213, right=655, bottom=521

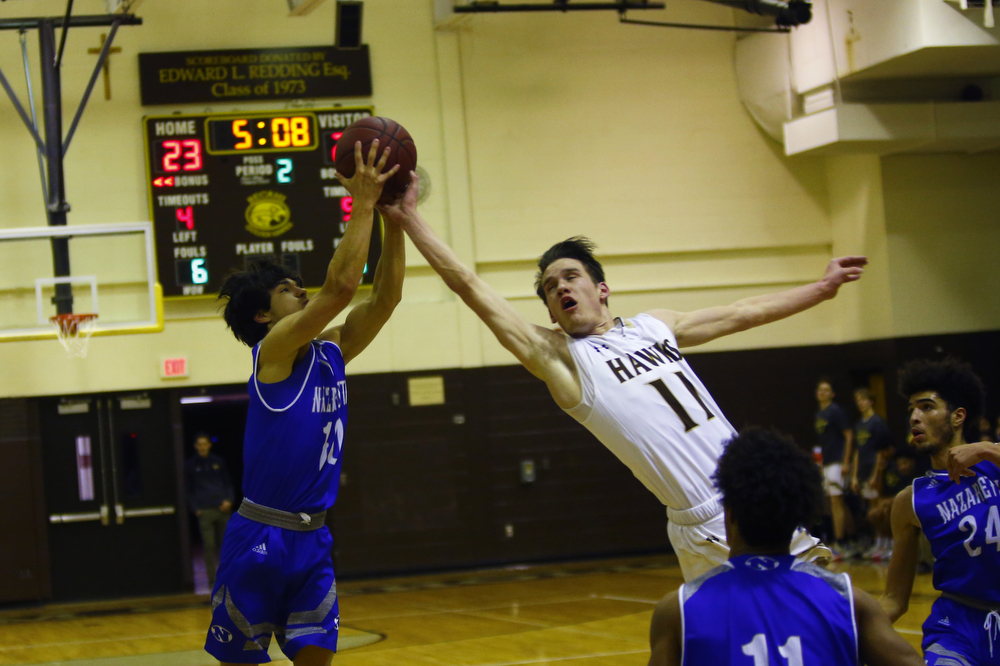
left=619, top=11, right=791, bottom=31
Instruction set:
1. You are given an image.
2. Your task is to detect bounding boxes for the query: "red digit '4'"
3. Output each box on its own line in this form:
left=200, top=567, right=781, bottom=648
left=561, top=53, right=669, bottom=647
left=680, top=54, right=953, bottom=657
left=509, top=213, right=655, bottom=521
left=176, top=206, right=194, bottom=230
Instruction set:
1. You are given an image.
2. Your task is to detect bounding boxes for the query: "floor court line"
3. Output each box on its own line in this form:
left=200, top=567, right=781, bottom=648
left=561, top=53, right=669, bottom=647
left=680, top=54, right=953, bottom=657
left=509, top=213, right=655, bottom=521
left=596, top=595, right=659, bottom=604
left=449, top=608, right=649, bottom=644
left=348, top=595, right=631, bottom=621
left=7, top=633, right=382, bottom=666
left=463, top=649, right=650, bottom=666
left=0, top=631, right=205, bottom=652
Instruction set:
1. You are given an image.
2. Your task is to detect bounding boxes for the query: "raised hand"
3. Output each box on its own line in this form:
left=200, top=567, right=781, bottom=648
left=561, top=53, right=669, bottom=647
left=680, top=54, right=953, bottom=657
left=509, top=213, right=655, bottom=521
left=334, top=139, right=401, bottom=209
left=947, top=442, right=997, bottom=483
left=376, top=171, right=419, bottom=229
left=819, top=256, right=867, bottom=296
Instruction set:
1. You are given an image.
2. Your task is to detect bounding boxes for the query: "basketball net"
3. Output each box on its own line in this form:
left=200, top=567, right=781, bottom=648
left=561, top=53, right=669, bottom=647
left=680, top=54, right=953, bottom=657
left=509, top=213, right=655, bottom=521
left=50, top=313, right=98, bottom=358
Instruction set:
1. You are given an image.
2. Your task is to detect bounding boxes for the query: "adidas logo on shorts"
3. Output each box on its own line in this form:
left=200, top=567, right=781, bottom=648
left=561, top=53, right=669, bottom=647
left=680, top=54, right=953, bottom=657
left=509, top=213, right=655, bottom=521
left=938, top=617, right=950, bottom=626
left=252, top=543, right=267, bottom=555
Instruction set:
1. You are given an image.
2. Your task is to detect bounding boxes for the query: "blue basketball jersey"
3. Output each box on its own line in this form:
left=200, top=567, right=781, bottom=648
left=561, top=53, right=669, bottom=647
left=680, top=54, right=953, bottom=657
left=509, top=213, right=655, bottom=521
left=681, top=554, right=858, bottom=666
left=242, top=340, right=348, bottom=514
left=913, top=462, right=1000, bottom=604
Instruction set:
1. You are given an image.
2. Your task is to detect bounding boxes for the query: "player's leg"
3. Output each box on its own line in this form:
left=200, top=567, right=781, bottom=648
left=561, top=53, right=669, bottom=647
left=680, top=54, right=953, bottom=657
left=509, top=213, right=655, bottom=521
left=200, top=508, right=222, bottom=586
left=865, top=497, right=893, bottom=559
left=204, top=514, right=283, bottom=663
left=215, top=510, right=231, bottom=575
left=278, top=528, right=340, bottom=662
left=292, top=645, right=334, bottom=666
left=667, top=514, right=729, bottom=581
left=823, top=464, right=849, bottom=553
left=922, top=597, right=989, bottom=666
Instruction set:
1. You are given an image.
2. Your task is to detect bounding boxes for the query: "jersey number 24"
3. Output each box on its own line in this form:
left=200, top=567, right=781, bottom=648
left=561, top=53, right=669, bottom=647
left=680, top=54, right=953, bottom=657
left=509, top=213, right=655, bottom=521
left=959, top=504, right=1000, bottom=557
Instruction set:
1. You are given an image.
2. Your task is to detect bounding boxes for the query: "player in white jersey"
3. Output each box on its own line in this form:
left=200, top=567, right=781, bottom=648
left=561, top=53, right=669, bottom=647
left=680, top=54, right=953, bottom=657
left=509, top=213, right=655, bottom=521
left=381, top=175, right=866, bottom=580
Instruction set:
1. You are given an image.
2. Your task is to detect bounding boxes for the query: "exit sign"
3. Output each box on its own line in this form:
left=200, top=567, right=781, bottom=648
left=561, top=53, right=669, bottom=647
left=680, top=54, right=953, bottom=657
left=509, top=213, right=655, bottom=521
left=162, top=357, right=188, bottom=378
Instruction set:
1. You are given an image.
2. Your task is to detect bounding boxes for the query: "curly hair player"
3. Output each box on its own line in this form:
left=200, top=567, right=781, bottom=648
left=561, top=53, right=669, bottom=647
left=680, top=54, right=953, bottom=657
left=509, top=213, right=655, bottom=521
left=380, top=173, right=865, bottom=580
left=881, top=358, right=1000, bottom=666
left=648, top=427, right=923, bottom=666
left=204, top=141, right=403, bottom=666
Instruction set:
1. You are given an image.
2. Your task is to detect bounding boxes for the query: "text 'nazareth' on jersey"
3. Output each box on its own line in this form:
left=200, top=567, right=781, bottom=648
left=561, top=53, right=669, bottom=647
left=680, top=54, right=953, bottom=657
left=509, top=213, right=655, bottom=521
left=935, top=475, right=1000, bottom=524
left=312, top=381, right=347, bottom=413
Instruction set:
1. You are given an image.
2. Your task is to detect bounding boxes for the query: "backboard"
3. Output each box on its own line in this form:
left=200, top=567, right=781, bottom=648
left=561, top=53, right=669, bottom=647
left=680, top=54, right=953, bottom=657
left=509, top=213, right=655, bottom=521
left=0, top=222, right=163, bottom=342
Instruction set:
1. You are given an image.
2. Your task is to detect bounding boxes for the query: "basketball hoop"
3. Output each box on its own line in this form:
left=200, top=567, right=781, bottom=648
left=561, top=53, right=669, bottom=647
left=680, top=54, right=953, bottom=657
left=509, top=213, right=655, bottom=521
left=50, top=313, right=98, bottom=358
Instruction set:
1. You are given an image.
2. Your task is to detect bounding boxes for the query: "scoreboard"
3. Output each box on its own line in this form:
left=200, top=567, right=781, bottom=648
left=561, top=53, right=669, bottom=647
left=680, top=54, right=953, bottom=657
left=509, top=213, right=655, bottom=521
left=142, top=106, right=381, bottom=298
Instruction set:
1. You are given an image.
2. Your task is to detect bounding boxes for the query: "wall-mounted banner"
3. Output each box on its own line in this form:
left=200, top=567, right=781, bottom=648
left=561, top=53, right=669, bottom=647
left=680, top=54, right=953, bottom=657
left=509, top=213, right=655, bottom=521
left=139, top=46, right=372, bottom=105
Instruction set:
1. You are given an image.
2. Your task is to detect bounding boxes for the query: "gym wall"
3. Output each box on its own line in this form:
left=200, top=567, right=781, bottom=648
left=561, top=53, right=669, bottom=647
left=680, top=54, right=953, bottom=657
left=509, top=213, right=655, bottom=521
left=0, top=0, right=997, bottom=399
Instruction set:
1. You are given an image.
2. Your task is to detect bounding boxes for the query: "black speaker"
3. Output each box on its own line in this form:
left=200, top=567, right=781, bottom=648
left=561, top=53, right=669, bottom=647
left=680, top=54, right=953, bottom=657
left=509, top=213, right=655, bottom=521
left=336, top=1, right=363, bottom=49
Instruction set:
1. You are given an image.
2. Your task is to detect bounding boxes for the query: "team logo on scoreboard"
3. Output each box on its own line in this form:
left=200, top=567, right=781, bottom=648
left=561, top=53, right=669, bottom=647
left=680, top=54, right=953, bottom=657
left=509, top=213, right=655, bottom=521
left=245, top=190, right=293, bottom=238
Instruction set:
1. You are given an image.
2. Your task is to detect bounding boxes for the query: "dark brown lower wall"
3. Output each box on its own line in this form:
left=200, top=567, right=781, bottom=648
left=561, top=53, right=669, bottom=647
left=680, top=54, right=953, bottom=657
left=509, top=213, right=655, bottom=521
left=332, top=366, right=670, bottom=577
left=0, top=399, right=51, bottom=602
left=8, top=330, right=997, bottom=593
left=688, top=331, right=1000, bottom=452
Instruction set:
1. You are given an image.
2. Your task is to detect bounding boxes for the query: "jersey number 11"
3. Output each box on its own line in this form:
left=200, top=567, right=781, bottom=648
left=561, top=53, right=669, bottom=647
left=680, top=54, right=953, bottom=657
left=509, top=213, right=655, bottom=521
left=742, top=634, right=803, bottom=666
left=647, top=373, right=716, bottom=432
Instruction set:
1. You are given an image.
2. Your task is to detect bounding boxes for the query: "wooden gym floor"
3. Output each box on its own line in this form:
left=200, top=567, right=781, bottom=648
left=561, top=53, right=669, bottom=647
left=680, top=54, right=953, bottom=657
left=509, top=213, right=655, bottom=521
left=0, top=555, right=931, bottom=666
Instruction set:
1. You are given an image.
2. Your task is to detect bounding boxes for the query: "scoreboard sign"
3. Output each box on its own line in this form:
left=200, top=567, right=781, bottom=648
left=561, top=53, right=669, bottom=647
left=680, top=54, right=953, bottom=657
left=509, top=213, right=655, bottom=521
left=139, top=46, right=372, bottom=105
left=142, top=106, right=382, bottom=298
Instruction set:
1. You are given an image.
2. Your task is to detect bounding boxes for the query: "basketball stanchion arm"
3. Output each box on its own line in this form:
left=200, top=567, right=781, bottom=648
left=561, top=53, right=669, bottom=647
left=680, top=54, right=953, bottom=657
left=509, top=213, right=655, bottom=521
left=0, top=62, right=46, bottom=151
left=63, top=19, right=121, bottom=153
left=454, top=2, right=664, bottom=11
left=53, top=0, right=75, bottom=69
left=20, top=29, right=49, bottom=206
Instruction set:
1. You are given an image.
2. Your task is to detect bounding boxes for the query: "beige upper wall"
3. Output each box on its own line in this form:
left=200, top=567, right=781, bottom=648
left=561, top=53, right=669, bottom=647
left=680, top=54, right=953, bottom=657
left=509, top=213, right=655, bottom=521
left=0, top=0, right=994, bottom=398
left=883, top=152, right=1000, bottom=337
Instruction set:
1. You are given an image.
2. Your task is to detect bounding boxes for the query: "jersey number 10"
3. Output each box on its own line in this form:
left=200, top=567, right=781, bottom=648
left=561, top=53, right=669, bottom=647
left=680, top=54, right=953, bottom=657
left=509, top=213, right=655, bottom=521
left=742, top=634, right=803, bottom=666
left=319, top=419, right=344, bottom=470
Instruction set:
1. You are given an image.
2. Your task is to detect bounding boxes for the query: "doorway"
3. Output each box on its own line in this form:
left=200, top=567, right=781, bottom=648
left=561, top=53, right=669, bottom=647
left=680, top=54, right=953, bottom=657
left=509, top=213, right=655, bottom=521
left=39, top=392, right=184, bottom=601
left=179, top=388, right=248, bottom=593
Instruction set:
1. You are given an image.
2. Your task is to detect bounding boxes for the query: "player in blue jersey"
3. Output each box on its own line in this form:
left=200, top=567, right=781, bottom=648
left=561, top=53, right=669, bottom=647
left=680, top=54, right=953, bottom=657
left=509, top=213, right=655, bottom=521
left=206, top=140, right=404, bottom=666
left=648, top=427, right=922, bottom=666
left=881, top=358, right=1000, bottom=666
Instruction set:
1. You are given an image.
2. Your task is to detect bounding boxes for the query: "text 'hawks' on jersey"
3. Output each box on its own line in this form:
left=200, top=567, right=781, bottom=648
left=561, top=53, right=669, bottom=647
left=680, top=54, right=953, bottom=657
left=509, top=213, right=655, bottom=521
left=913, top=462, right=1000, bottom=603
left=563, top=313, right=737, bottom=511
left=243, top=340, right=348, bottom=515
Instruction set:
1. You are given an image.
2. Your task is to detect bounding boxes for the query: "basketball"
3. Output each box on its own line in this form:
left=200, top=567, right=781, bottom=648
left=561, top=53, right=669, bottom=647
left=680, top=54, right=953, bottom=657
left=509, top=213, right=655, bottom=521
left=335, top=116, right=417, bottom=204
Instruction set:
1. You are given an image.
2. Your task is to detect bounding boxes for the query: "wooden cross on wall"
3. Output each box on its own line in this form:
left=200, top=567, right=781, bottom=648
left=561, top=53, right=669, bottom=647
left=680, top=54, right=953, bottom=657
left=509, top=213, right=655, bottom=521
left=87, top=34, right=122, bottom=101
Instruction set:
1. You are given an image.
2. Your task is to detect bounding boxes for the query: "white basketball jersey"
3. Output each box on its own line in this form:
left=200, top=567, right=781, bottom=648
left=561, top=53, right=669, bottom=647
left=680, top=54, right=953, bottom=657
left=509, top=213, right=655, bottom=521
left=563, top=313, right=737, bottom=511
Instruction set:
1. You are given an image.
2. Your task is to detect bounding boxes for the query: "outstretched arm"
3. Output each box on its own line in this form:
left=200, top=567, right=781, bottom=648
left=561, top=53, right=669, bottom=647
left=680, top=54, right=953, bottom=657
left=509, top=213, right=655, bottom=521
left=648, top=591, right=682, bottom=666
left=649, top=256, right=867, bottom=348
left=319, top=214, right=405, bottom=364
left=879, top=486, right=921, bottom=623
left=259, top=141, right=398, bottom=364
left=854, top=587, right=924, bottom=666
left=380, top=174, right=579, bottom=408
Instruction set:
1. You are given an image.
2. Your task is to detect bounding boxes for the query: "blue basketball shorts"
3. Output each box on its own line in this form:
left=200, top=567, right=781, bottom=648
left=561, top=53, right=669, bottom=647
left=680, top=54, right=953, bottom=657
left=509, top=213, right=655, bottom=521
left=923, top=595, right=1000, bottom=666
left=203, top=513, right=340, bottom=664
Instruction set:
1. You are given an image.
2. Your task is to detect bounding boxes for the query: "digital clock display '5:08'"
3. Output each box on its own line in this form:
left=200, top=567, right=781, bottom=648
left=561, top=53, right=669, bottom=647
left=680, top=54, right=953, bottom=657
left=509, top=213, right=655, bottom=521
left=207, top=114, right=317, bottom=154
